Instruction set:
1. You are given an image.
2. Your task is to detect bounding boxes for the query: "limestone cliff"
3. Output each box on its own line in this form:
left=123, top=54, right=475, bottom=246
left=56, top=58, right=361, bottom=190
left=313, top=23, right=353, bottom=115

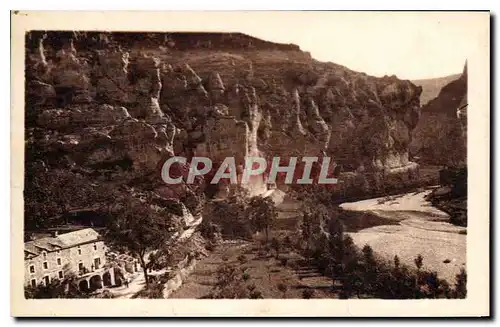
left=410, top=64, right=467, bottom=166
left=25, top=31, right=423, bottom=228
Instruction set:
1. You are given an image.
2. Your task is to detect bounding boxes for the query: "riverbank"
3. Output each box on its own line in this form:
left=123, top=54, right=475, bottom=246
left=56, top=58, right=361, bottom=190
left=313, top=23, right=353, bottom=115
left=339, top=189, right=466, bottom=283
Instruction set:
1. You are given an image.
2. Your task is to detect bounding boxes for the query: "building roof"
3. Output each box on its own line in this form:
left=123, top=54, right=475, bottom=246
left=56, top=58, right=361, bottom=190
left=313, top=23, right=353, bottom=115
left=24, top=228, right=101, bottom=258
left=56, top=228, right=100, bottom=247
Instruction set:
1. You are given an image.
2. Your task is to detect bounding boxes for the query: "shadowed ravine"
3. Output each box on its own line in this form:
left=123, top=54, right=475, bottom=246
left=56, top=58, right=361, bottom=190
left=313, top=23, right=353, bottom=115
left=339, top=189, right=466, bottom=283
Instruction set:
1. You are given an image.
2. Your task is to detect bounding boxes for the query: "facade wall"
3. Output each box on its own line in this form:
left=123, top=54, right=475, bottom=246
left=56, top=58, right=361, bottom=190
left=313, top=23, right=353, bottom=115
left=24, top=240, right=107, bottom=287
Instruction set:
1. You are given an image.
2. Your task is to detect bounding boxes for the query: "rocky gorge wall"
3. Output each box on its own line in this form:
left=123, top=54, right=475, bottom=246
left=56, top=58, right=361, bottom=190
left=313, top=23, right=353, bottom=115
left=25, top=31, right=424, bottom=227
left=410, top=64, right=467, bottom=166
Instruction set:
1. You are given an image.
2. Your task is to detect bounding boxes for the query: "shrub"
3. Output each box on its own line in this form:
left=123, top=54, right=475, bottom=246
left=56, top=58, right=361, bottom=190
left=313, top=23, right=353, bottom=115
left=210, top=264, right=248, bottom=299
left=277, top=282, right=288, bottom=297
left=242, top=273, right=250, bottom=281
left=237, top=254, right=248, bottom=264
left=132, top=282, right=164, bottom=299
left=302, top=288, right=315, bottom=299
left=247, top=284, right=256, bottom=292
left=249, top=290, right=263, bottom=299
left=200, top=220, right=221, bottom=243
left=454, top=268, right=467, bottom=298
left=205, top=196, right=252, bottom=239
left=247, top=196, right=278, bottom=242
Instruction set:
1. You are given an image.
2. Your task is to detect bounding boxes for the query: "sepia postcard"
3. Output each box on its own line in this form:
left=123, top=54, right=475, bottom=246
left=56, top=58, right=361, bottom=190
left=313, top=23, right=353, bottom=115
left=10, top=11, right=490, bottom=317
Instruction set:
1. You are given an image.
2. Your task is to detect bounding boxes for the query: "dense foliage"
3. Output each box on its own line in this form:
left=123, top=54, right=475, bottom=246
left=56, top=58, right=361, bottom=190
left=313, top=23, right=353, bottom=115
left=202, top=194, right=278, bottom=241
left=105, top=198, right=178, bottom=288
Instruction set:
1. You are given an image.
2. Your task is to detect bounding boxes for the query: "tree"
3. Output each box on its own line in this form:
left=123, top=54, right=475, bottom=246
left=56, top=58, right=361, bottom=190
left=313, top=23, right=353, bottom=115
left=302, top=288, right=315, bottom=299
left=247, top=196, right=277, bottom=242
left=360, top=244, right=377, bottom=295
left=208, top=195, right=251, bottom=239
left=106, top=199, right=177, bottom=288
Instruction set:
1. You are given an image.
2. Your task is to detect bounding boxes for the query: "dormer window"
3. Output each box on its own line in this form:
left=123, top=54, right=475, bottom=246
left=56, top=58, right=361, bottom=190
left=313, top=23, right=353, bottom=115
left=77, top=246, right=82, bottom=255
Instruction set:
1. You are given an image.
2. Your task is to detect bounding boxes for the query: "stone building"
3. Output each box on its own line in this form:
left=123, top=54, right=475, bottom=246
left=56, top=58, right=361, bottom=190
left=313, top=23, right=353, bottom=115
left=24, top=228, right=115, bottom=291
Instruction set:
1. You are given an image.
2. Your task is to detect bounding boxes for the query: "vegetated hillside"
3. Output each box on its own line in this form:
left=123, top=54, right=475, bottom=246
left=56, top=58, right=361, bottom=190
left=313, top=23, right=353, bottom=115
left=25, top=31, right=424, bottom=229
left=410, top=64, right=467, bottom=166
left=412, top=73, right=462, bottom=106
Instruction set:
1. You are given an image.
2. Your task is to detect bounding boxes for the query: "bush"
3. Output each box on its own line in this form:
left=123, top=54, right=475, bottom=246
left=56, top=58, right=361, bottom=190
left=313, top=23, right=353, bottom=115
left=302, top=288, right=315, bottom=299
left=205, top=243, right=216, bottom=251
left=97, top=290, right=115, bottom=298
left=205, top=197, right=252, bottom=239
left=249, top=290, right=263, bottom=299
left=277, top=282, right=288, bottom=298
left=132, top=282, right=164, bottom=299
left=200, top=220, right=221, bottom=243
left=247, top=284, right=256, bottom=292
left=454, top=268, right=467, bottom=298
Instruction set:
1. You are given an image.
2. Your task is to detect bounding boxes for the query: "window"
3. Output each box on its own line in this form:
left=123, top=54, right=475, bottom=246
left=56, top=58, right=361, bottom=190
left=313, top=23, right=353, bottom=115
left=29, top=265, right=35, bottom=274
left=57, top=258, right=61, bottom=265
left=93, top=244, right=97, bottom=251
left=43, top=276, right=50, bottom=286
left=78, top=246, right=82, bottom=255
left=42, top=251, right=47, bottom=259
left=43, top=262, right=48, bottom=269
left=58, top=271, right=63, bottom=279
left=30, top=279, right=36, bottom=287
left=78, top=262, right=84, bottom=272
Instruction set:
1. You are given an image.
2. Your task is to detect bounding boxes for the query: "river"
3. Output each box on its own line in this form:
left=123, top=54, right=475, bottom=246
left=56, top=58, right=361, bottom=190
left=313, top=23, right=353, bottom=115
left=339, top=188, right=466, bottom=284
